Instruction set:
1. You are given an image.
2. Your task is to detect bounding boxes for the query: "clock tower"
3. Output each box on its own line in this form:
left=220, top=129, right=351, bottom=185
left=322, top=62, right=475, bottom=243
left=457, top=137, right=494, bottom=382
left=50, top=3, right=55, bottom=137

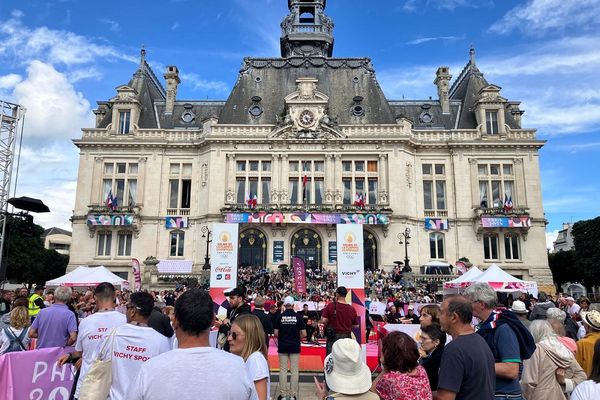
left=280, top=0, right=334, bottom=57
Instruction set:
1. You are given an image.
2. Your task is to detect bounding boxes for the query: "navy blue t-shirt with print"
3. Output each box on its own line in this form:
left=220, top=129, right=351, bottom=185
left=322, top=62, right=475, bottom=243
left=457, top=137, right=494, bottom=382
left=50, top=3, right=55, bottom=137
left=275, top=309, right=304, bottom=354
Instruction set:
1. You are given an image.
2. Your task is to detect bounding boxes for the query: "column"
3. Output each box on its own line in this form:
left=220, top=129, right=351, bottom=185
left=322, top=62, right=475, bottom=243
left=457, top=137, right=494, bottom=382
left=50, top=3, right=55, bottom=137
left=226, top=154, right=236, bottom=204
left=468, top=158, right=479, bottom=208
left=280, top=154, right=289, bottom=203
left=91, top=156, right=104, bottom=205
left=333, top=154, right=342, bottom=204
left=325, top=153, right=333, bottom=204
left=137, top=157, right=147, bottom=206
left=271, top=154, right=280, bottom=204
left=514, top=158, right=526, bottom=209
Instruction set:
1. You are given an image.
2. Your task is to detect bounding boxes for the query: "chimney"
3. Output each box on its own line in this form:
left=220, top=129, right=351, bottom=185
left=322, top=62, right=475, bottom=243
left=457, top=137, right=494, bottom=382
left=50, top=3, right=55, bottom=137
left=507, top=101, right=524, bottom=128
left=163, top=66, right=180, bottom=115
left=434, top=67, right=451, bottom=114
left=93, top=103, right=108, bottom=127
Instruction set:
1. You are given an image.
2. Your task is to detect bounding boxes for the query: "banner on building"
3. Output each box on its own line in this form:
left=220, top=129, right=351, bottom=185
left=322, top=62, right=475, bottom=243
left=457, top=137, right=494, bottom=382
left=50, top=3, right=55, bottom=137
left=165, top=216, right=189, bottom=229
left=292, top=256, right=307, bottom=294
left=424, top=218, right=449, bottom=231
left=225, top=212, right=389, bottom=225
left=0, top=346, right=76, bottom=400
left=87, top=214, right=133, bottom=226
left=481, top=216, right=531, bottom=228
left=209, top=223, right=239, bottom=316
left=336, top=224, right=366, bottom=345
left=131, top=258, right=142, bottom=291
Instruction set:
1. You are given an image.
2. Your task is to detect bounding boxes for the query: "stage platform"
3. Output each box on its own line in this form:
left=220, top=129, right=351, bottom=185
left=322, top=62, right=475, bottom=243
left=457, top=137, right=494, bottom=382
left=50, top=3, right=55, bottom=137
left=267, top=338, right=379, bottom=373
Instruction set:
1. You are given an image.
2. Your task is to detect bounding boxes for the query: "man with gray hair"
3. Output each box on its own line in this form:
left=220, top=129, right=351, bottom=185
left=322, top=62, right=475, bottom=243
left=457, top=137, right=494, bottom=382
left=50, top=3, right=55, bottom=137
left=464, top=282, right=535, bottom=400
left=29, top=285, right=77, bottom=348
left=528, top=291, right=555, bottom=320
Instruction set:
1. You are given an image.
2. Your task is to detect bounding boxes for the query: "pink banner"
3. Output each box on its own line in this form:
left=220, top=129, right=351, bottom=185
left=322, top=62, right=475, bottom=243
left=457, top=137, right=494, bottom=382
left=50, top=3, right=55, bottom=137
left=292, top=256, right=306, bottom=294
left=0, top=346, right=75, bottom=400
left=132, top=258, right=142, bottom=291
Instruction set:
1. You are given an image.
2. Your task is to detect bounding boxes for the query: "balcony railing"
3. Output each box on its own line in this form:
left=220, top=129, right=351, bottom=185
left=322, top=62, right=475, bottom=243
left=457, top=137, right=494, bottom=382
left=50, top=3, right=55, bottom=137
left=222, top=203, right=392, bottom=214
left=424, top=210, right=448, bottom=218
left=475, top=207, right=530, bottom=216
left=167, top=208, right=191, bottom=216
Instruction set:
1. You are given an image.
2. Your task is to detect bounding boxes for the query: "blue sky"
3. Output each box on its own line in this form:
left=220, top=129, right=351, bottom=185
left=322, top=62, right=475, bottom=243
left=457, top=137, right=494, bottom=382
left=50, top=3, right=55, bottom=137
left=0, top=0, right=599, bottom=249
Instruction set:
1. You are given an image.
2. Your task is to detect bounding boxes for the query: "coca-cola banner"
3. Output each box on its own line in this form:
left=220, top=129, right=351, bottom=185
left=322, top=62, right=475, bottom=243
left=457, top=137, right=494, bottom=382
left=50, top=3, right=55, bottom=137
left=292, top=256, right=306, bottom=294
left=209, top=223, right=239, bottom=316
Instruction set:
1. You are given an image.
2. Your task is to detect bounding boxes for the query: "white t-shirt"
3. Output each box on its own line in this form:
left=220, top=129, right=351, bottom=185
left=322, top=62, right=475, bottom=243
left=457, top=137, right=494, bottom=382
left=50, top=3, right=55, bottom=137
left=0, top=326, right=30, bottom=353
left=74, top=310, right=126, bottom=398
left=101, top=323, right=171, bottom=400
left=245, top=351, right=270, bottom=400
left=568, top=303, right=581, bottom=316
left=127, top=346, right=258, bottom=400
left=571, top=380, right=600, bottom=400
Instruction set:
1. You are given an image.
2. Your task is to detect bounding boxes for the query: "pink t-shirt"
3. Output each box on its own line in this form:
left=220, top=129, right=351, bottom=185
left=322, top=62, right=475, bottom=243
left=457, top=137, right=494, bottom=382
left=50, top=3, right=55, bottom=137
left=376, top=365, right=432, bottom=400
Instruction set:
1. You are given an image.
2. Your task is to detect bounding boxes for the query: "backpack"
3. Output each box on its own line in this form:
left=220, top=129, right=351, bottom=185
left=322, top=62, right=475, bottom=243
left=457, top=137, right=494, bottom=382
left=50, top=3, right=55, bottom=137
left=3, top=326, right=28, bottom=353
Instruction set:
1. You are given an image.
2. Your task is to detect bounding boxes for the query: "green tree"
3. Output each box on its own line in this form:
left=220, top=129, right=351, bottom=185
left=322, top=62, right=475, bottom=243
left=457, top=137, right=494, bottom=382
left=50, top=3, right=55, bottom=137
left=3, top=215, right=68, bottom=288
left=572, top=216, right=600, bottom=287
left=548, top=249, right=578, bottom=289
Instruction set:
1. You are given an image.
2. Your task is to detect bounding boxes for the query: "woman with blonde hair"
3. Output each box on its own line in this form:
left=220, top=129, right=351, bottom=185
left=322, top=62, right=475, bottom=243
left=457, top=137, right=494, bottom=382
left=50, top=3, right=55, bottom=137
left=0, top=306, right=31, bottom=353
left=521, top=320, right=586, bottom=400
left=228, top=314, right=270, bottom=400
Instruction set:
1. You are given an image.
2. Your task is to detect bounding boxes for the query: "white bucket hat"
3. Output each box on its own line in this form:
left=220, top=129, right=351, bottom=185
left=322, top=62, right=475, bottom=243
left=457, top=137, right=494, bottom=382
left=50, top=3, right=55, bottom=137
left=324, top=339, right=372, bottom=395
left=510, top=300, right=528, bottom=314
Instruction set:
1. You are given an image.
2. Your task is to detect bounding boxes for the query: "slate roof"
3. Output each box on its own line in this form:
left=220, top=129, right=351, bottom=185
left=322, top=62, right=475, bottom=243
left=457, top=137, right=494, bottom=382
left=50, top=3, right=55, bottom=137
left=42, top=227, right=72, bottom=238
left=218, top=57, right=397, bottom=125
left=95, top=50, right=519, bottom=132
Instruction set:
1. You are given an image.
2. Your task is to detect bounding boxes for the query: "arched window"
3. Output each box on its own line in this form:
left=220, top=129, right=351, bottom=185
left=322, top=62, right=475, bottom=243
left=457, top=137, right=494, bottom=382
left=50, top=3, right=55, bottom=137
left=483, top=234, right=499, bottom=260
left=429, top=233, right=445, bottom=259
left=364, top=231, right=378, bottom=271
left=291, top=229, right=322, bottom=270
left=239, top=229, right=267, bottom=269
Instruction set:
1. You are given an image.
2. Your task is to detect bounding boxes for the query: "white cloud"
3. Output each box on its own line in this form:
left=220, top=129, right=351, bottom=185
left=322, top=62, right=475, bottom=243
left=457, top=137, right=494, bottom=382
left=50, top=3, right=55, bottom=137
left=0, top=73, right=22, bottom=88
left=491, top=0, right=600, bottom=36
left=402, top=0, right=483, bottom=12
left=0, top=12, right=135, bottom=67
left=406, top=35, right=465, bottom=45
left=546, top=230, right=559, bottom=250
left=14, top=143, right=79, bottom=230
left=99, top=18, right=120, bottom=32
left=180, top=72, right=229, bottom=95
left=171, top=22, right=179, bottom=30
left=11, top=61, right=94, bottom=142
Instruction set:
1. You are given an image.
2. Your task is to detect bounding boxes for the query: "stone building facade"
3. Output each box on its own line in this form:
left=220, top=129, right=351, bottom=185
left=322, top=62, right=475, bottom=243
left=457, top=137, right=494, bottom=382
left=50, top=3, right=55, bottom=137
left=70, top=0, right=552, bottom=289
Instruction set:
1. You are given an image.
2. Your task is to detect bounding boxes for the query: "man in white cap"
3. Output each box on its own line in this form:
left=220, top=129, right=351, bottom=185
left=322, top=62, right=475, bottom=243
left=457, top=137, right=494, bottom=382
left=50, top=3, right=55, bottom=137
left=274, top=296, right=306, bottom=400
left=576, top=310, right=600, bottom=376
left=511, top=300, right=531, bottom=329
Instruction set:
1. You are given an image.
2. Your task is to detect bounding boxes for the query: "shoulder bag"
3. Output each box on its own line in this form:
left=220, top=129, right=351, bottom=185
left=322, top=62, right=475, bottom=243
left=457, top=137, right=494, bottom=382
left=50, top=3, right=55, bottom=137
left=78, top=328, right=117, bottom=400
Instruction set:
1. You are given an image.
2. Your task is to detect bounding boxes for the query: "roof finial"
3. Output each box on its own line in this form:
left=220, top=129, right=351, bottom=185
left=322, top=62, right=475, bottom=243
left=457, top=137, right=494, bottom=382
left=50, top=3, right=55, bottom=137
left=140, top=45, right=146, bottom=67
left=469, top=44, right=475, bottom=65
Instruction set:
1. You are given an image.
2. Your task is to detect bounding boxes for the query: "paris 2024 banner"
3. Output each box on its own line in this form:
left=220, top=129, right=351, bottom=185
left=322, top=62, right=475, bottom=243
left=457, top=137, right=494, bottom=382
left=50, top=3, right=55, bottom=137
left=336, top=224, right=366, bottom=346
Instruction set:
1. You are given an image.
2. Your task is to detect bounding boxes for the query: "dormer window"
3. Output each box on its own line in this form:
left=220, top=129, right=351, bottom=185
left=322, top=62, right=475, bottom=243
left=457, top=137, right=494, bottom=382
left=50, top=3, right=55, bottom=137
left=486, top=111, right=498, bottom=135
left=119, top=110, right=131, bottom=134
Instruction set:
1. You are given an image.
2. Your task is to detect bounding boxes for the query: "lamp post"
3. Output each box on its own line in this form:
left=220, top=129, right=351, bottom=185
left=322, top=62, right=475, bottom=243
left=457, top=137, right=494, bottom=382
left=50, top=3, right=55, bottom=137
left=397, top=227, right=411, bottom=272
left=201, top=225, right=212, bottom=270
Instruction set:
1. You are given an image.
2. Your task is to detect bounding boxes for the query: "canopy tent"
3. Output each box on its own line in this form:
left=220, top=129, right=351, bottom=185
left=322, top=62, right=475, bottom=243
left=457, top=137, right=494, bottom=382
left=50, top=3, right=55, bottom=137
left=46, top=266, right=127, bottom=287
left=472, top=263, right=538, bottom=295
left=443, top=266, right=483, bottom=291
left=422, top=260, right=453, bottom=275
left=442, top=264, right=538, bottom=296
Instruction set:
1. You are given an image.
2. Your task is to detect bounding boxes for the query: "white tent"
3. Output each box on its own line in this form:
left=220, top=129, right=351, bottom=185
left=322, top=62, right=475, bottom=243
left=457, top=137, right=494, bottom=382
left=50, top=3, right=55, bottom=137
left=46, top=266, right=128, bottom=287
left=471, top=263, right=538, bottom=295
left=443, top=266, right=483, bottom=291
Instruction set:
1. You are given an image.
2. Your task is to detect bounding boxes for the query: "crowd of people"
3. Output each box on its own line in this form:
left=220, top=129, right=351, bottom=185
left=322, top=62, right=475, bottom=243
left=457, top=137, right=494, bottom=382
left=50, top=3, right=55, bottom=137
left=1, top=279, right=600, bottom=400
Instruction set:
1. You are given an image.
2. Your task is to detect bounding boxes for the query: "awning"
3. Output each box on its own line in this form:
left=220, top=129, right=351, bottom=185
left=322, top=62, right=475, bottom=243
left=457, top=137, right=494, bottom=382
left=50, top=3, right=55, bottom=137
left=157, top=260, right=193, bottom=274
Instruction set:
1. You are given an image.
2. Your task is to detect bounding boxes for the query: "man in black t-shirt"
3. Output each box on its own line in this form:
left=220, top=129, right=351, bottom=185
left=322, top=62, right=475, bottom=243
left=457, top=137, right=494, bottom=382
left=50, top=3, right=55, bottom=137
left=436, top=295, right=495, bottom=400
left=275, top=296, right=306, bottom=400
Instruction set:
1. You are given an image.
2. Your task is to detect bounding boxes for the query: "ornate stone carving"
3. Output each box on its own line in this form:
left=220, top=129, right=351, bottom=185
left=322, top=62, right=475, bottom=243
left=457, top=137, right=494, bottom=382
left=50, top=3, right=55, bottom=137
left=271, top=190, right=279, bottom=203
left=334, top=189, right=342, bottom=203
left=201, top=162, right=208, bottom=187
left=279, top=189, right=288, bottom=203
left=225, top=189, right=235, bottom=203
left=325, top=189, right=333, bottom=203
left=405, top=162, right=413, bottom=188
left=379, top=190, right=388, bottom=204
